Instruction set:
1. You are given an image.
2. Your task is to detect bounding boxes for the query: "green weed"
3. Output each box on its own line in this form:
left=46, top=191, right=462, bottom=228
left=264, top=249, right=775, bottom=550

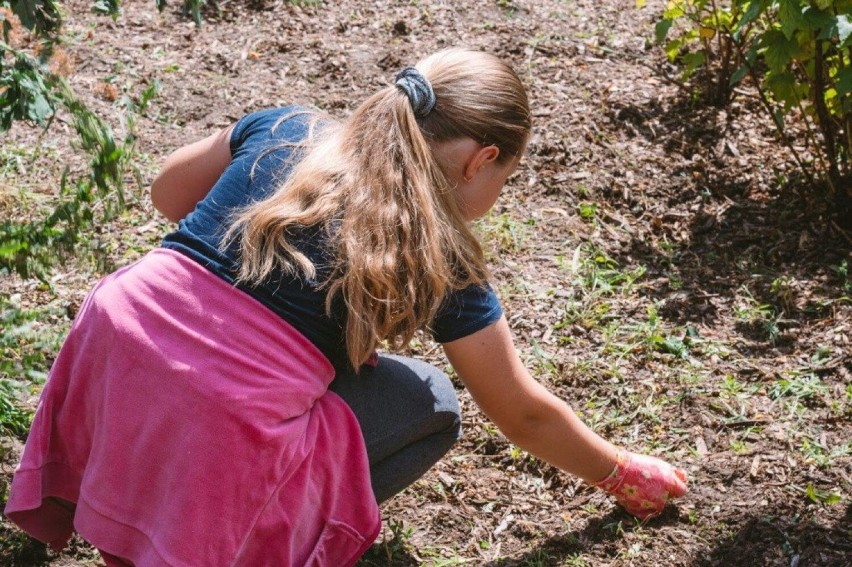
left=1, top=297, right=65, bottom=382
left=734, top=286, right=783, bottom=343
left=800, top=437, right=850, bottom=468
left=563, top=554, right=591, bottom=567
left=768, top=373, right=828, bottom=403
left=527, top=338, right=558, bottom=378
left=0, top=296, right=66, bottom=437
left=495, top=0, right=517, bottom=16
left=577, top=201, right=597, bottom=222
left=520, top=548, right=556, bottom=567
left=417, top=547, right=470, bottom=566
left=357, top=518, right=415, bottom=565
left=718, top=374, right=759, bottom=399
left=803, top=483, right=843, bottom=505
left=600, top=305, right=689, bottom=361
left=476, top=211, right=530, bottom=254
left=0, top=379, right=32, bottom=437
left=0, top=143, right=58, bottom=180
left=554, top=245, right=645, bottom=331
left=0, top=527, right=50, bottom=567
left=831, top=260, right=852, bottom=294
left=769, top=276, right=797, bottom=314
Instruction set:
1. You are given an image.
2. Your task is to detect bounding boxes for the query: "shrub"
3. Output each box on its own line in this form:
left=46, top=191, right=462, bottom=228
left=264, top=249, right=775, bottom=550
left=651, top=0, right=852, bottom=205
left=0, top=2, right=132, bottom=279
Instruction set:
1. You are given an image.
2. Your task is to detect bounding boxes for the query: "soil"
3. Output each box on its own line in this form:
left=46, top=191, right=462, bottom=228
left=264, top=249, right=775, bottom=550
left=1, top=0, right=851, bottom=566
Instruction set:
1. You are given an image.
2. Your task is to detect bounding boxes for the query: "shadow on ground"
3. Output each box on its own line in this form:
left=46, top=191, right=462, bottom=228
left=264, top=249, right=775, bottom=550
left=485, top=507, right=684, bottom=566
left=691, top=502, right=852, bottom=567
left=600, top=92, right=851, bottom=345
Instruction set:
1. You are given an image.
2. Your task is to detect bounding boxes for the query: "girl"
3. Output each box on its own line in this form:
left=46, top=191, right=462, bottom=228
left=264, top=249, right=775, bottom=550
left=5, top=48, right=687, bottom=566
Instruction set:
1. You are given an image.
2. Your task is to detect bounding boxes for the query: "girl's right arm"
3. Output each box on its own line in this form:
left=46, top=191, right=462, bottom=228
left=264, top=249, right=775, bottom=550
left=443, top=315, right=687, bottom=519
left=150, top=125, right=235, bottom=222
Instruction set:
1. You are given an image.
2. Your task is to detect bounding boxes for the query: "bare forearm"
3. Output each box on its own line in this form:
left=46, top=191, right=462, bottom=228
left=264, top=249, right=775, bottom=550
left=443, top=319, right=619, bottom=483
left=498, top=386, right=618, bottom=484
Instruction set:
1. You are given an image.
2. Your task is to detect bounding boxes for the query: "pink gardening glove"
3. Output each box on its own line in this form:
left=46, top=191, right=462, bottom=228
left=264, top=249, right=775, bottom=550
left=594, top=450, right=688, bottom=520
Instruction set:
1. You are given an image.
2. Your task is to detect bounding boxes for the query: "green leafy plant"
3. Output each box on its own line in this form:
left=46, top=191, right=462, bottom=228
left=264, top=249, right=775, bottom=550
left=0, top=48, right=54, bottom=130
left=801, top=436, right=850, bottom=466
left=577, top=201, right=598, bottom=222
left=653, top=0, right=754, bottom=104
left=0, top=3, right=135, bottom=279
left=804, top=482, right=843, bottom=504
left=0, top=379, right=32, bottom=437
left=357, top=518, right=415, bottom=565
left=555, top=245, right=646, bottom=331
left=734, top=285, right=783, bottom=342
left=0, top=296, right=65, bottom=437
left=2, top=0, right=61, bottom=38
left=155, top=0, right=217, bottom=26
left=476, top=211, right=530, bottom=254
left=1, top=297, right=65, bottom=375
left=650, top=0, right=852, bottom=206
left=605, top=304, right=691, bottom=359
left=769, top=373, right=827, bottom=397
left=831, top=259, right=852, bottom=293
left=91, top=0, right=121, bottom=17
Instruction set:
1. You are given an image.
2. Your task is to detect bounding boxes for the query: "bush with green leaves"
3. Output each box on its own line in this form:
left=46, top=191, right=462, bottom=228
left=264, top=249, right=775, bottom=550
left=649, top=0, right=852, bottom=203
left=0, top=1, right=136, bottom=434
left=1, top=1, right=134, bottom=279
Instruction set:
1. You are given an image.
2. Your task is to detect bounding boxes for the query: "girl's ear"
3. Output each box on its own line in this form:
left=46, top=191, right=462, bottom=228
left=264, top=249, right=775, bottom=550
left=463, top=145, right=500, bottom=182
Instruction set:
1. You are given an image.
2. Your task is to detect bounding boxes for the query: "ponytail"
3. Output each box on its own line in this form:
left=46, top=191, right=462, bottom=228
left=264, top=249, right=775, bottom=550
left=227, top=48, right=531, bottom=369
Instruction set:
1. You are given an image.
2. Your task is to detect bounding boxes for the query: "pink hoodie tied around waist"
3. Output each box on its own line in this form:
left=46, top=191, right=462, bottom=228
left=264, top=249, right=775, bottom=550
left=4, top=248, right=381, bottom=566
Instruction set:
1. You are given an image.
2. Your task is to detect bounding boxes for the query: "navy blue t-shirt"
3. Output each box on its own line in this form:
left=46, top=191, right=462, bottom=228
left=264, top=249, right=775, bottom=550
left=161, top=107, right=503, bottom=370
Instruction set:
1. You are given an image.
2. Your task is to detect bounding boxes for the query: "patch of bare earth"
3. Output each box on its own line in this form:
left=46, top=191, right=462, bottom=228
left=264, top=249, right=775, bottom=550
left=2, top=1, right=850, bottom=565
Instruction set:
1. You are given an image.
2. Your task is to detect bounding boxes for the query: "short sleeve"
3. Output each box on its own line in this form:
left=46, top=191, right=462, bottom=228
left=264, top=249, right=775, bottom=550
left=430, top=284, right=503, bottom=343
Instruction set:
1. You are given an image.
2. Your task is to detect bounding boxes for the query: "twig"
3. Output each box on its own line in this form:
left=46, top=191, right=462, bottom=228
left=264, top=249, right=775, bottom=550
left=720, top=418, right=769, bottom=429
left=830, top=220, right=852, bottom=246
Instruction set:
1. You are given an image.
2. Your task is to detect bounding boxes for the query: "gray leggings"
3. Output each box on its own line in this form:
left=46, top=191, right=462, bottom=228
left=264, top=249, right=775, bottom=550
left=329, top=354, right=462, bottom=503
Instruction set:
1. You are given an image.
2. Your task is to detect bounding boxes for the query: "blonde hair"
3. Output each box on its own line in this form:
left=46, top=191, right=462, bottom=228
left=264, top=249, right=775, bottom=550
left=226, top=48, right=531, bottom=369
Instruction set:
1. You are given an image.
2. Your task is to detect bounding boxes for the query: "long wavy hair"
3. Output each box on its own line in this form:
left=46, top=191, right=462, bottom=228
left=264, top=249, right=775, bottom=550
left=226, top=48, right=531, bottom=369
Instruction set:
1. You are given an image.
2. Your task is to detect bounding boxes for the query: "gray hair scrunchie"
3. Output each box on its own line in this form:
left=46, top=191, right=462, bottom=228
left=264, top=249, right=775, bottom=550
left=394, top=67, right=436, bottom=118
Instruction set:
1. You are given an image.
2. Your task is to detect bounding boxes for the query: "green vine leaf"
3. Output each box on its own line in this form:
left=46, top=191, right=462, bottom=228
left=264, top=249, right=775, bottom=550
left=802, top=6, right=836, bottom=33
left=778, top=0, right=807, bottom=40
left=7, top=0, right=62, bottom=37
left=762, top=29, right=798, bottom=73
left=766, top=71, right=806, bottom=109
left=0, top=51, right=55, bottom=130
left=655, top=18, right=673, bottom=43
left=837, top=67, right=852, bottom=97
left=644, top=0, right=851, bottom=188
left=734, top=0, right=766, bottom=38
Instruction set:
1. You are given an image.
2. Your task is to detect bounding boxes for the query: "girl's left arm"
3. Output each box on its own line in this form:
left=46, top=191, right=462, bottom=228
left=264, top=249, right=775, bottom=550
left=150, top=125, right=235, bottom=222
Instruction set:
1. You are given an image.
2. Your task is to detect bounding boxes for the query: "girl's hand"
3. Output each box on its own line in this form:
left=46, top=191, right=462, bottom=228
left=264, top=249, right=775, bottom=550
left=594, top=450, right=688, bottom=520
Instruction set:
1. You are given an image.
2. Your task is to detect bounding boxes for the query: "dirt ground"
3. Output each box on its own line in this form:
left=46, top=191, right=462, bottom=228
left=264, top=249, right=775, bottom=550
left=1, top=0, right=851, bottom=565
